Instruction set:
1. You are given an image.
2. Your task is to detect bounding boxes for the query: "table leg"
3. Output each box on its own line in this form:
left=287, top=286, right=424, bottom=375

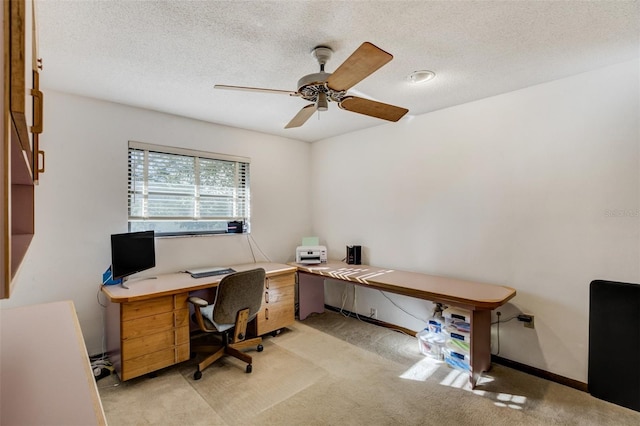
left=298, top=272, right=326, bottom=320
left=469, top=309, right=491, bottom=388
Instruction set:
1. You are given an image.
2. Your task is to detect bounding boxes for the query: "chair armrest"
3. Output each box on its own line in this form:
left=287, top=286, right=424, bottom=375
left=189, top=296, right=214, bottom=332
left=188, top=296, right=209, bottom=307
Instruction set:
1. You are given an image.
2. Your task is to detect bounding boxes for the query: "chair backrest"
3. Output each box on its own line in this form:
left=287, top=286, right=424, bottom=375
left=212, top=268, right=266, bottom=326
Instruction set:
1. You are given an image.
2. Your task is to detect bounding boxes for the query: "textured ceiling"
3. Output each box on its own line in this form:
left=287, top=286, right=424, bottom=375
left=37, top=0, right=639, bottom=142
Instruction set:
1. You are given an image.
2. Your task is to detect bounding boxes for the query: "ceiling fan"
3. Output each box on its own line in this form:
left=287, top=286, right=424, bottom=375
left=214, top=42, right=409, bottom=129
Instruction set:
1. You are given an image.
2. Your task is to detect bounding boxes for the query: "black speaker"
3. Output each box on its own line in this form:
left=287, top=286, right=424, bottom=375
left=226, top=221, right=243, bottom=233
left=346, top=245, right=361, bottom=265
left=589, top=279, right=640, bottom=412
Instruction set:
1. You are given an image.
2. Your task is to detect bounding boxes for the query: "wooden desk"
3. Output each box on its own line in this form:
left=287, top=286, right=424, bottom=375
left=101, top=262, right=296, bottom=381
left=292, top=261, right=516, bottom=387
left=1, top=301, right=107, bottom=425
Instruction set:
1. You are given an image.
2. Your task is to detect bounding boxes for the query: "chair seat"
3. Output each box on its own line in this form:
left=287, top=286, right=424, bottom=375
left=190, top=312, right=218, bottom=333
left=199, top=304, right=234, bottom=333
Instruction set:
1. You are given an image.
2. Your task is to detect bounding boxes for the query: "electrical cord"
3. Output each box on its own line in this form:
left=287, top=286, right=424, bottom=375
left=246, top=234, right=256, bottom=262
left=92, top=284, right=111, bottom=367
left=97, top=283, right=107, bottom=308
left=338, top=284, right=363, bottom=321
left=352, top=285, right=362, bottom=321
left=491, top=312, right=519, bottom=356
left=338, top=286, right=431, bottom=327
left=378, top=290, right=429, bottom=324
left=339, top=284, right=350, bottom=317
left=491, top=314, right=519, bottom=325
left=246, top=234, right=272, bottom=262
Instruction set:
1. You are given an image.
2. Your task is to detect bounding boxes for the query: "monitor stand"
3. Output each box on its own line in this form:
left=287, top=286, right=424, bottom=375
left=121, top=276, right=157, bottom=289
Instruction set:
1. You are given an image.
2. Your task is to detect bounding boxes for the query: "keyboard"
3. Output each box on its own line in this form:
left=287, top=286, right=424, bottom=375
left=189, top=268, right=236, bottom=279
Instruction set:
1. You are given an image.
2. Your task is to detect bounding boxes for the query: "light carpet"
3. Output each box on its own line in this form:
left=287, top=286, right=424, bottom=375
left=98, top=311, right=640, bottom=425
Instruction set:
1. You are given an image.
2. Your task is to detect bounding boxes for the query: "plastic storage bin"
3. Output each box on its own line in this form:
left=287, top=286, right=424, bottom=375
left=441, top=307, right=471, bottom=371
left=443, top=306, right=471, bottom=323
left=416, top=317, right=445, bottom=360
left=443, top=347, right=471, bottom=371
left=417, top=329, right=445, bottom=359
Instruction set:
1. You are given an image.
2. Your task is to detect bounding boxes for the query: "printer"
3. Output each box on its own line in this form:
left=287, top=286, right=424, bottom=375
left=296, top=245, right=328, bottom=264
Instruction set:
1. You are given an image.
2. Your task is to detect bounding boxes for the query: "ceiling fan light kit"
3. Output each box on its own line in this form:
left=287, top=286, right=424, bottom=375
left=214, top=42, right=409, bottom=129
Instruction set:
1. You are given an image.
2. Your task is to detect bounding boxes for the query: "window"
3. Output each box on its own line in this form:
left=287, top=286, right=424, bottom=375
left=128, top=141, right=250, bottom=236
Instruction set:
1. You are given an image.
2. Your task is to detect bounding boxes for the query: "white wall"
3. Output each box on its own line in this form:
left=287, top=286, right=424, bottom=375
left=2, top=60, right=637, bottom=384
left=312, top=60, right=640, bottom=383
left=0, top=91, right=312, bottom=355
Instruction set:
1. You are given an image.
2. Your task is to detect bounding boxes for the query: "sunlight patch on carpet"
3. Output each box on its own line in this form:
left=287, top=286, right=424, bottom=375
left=438, top=369, right=528, bottom=410
left=494, top=393, right=526, bottom=410
left=399, top=357, right=443, bottom=381
left=439, top=368, right=471, bottom=388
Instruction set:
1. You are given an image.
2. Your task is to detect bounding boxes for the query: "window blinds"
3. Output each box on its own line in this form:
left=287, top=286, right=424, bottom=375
left=128, top=142, right=250, bottom=235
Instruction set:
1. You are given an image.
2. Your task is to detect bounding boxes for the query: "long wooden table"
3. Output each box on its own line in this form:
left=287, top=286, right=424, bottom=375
left=293, top=261, right=516, bottom=387
left=101, top=262, right=296, bottom=381
left=1, top=301, right=107, bottom=425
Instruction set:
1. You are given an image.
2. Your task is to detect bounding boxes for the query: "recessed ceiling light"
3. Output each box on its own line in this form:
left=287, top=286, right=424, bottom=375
left=408, top=70, right=436, bottom=84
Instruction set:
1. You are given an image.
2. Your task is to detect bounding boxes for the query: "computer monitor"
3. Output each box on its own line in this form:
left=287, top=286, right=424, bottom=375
left=110, top=230, right=156, bottom=281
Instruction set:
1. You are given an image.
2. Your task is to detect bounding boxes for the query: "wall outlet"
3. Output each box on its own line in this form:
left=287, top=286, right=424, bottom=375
left=518, top=314, right=535, bottom=329
left=370, top=308, right=377, bottom=319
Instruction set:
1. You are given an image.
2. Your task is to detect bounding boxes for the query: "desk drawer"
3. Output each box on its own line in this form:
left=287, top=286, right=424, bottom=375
left=123, top=331, right=173, bottom=361
left=264, top=285, right=294, bottom=305
left=252, top=272, right=295, bottom=336
left=122, top=327, right=190, bottom=360
left=265, top=272, right=294, bottom=290
left=122, top=294, right=188, bottom=322
left=122, top=308, right=188, bottom=340
left=122, top=296, right=173, bottom=321
left=254, top=286, right=294, bottom=335
left=123, top=312, right=173, bottom=340
left=256, top=303, right=295, bottom=332
left=174, top=308, right=189, bottom=329
left=122, top=343, right=189, bottom=381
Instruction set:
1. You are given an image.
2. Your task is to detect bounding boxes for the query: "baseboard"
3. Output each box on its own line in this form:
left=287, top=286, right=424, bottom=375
left=322, top=304, right=588, bottom=393
left=491, top=355, right=588, bottom=392
left=323, top=304, right=416, bottom=336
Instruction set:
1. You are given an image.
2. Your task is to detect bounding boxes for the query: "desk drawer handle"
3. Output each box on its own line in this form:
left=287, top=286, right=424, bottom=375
left=265, top=278, right=270, bottom=289
left=265, top=308, right=269, bottom=320
left=265, top=291, right=269, bottom=303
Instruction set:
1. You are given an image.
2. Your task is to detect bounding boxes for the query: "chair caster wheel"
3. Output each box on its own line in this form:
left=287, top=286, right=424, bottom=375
left=246, top=364, right=252, bottom=373
left=194, top=370, right=202, bottom=380
left=257, top=344, right=264, bottom=352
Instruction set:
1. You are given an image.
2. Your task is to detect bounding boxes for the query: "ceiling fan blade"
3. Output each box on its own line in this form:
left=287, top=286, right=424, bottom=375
left=285, top=104, right=317, bottom=129
left=339, top=96, right=409, bottom=122
left=214, top=84, right=298, bottom=96
left=326, top=42, right=393, bottom=92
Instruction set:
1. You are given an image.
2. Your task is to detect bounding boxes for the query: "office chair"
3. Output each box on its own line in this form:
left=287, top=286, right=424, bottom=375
left=188, top=268, right=266, bottom=380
